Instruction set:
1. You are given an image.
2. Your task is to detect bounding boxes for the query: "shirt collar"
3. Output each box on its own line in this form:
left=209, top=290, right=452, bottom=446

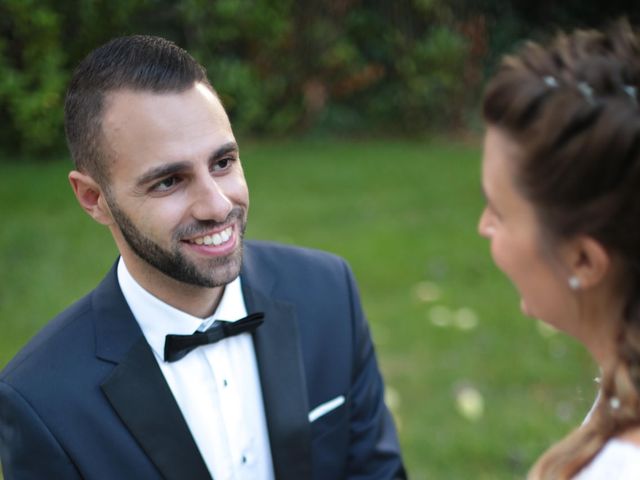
left=117, top=257, right=247, bottom=360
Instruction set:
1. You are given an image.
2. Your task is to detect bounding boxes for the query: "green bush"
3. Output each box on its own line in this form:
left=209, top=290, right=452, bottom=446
left=178, top=0, right=472, bottom=135
left=178, top=0, right=302, bottom=134
left=0, top=0, right=479, bottom=156
left=2, top=0, right=638, bottom=157
left=0, top=0, right=67, bottom=152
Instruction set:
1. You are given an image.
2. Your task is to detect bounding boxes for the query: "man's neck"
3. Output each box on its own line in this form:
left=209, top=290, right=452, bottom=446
left=121, top=255, right=225, bottom=318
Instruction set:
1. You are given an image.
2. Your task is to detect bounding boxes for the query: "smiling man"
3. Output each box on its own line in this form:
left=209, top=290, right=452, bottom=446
left=0, top=36, right=405, bottom=480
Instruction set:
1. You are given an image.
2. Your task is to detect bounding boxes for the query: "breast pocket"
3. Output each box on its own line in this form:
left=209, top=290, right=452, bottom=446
left=310, top=396, right=349, bottom=479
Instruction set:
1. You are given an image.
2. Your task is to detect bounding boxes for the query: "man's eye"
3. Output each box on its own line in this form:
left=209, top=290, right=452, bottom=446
left=212, top=157, right=233, bottom=172
left=153, top=176, right=179, bottom=191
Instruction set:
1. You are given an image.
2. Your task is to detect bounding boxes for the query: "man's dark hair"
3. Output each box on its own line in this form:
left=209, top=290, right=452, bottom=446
left=64, top=35, right=212, bottom=185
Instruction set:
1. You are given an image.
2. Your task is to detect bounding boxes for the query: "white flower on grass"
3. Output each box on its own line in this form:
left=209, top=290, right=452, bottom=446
left=385, top=386, right=402, bottom=432
left=414, top=281, right=442, bottom=303
left=429, top=305, right=452, bottom=327
left=536, top=320, right=558, bottom=338
left=385, top=386, right=401, bottom=411
left=454, top=307, right=479, bottom=331
left=455, top=385, right=484, bottom=421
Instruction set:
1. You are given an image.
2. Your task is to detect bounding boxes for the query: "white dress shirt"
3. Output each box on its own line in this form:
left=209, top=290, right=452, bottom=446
left=117, top=258, right=274, bottom=480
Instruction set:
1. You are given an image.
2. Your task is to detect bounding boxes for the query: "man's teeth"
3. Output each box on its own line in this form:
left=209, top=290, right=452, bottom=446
left=192, top=227, right=232, bottom=246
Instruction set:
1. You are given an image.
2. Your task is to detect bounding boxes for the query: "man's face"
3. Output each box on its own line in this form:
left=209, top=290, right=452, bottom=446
left=99, top=82, right=249, bottom=288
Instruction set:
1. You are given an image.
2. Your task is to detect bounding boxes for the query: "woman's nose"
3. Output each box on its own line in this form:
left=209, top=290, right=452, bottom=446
left=477, top=208, right=493, bottom=238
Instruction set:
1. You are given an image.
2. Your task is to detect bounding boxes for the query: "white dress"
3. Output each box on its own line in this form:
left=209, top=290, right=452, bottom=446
left=573, top=439, right=640, bottom=479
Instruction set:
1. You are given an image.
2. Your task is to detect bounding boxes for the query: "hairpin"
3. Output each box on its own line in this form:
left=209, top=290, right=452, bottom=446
left=543, top=76, right=559, bottom=88
left=623, top=85, right=638, bottom=106
left=577, top=82, right=595, bottom=105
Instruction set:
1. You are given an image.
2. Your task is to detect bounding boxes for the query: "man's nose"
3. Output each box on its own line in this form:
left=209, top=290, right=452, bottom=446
left=190, top=177, right=233, bottom=222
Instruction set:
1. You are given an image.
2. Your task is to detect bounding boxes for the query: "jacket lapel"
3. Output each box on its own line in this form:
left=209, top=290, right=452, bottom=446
left=242, top=251, right=313, bottom=480
left=94, top=264, right=211, bottom=480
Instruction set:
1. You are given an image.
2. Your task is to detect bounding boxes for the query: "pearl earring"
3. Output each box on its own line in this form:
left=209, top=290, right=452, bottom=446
left=568, top=276, right=581, bottom=290
left=610, top=397, right=621, bottom=410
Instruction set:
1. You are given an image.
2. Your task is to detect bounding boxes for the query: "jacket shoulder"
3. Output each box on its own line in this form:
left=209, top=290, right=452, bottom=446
left=242, top=240, right=358, bottom=316
left=244, top=240, right=348, bottom=274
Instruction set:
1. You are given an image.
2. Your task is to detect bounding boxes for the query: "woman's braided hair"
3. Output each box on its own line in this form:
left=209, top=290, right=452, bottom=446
left=482, top=19, right=640, bottom=479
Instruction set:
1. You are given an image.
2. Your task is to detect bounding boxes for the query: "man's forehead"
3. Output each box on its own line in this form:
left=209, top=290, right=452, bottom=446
left=97, top=81, right=234, bottom=177
left=102, top=83, right=229, bottom=133
left=103, top=82, right=217, bottom=109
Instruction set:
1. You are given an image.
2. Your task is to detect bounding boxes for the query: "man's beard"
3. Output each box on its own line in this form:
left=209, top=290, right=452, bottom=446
left=107, top=197, right=246, bottom=288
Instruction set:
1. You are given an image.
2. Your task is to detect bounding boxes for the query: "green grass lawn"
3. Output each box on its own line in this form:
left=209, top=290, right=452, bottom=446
left=0, top=138, right=595, bottom=478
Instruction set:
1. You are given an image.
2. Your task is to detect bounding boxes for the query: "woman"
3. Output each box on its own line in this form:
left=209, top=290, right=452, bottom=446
left=478, top=20, right=640, bottom=479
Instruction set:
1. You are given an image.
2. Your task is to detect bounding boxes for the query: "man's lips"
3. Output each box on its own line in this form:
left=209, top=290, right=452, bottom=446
left=183, top=226, right=234, bottom=247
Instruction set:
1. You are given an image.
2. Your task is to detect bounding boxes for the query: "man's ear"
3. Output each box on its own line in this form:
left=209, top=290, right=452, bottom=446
left=68, top=170, right=113, bottom=226
left=563, top=236, right=611, bottom=290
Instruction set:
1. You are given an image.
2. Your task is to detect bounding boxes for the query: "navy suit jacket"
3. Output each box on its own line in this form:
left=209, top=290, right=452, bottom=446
left=0, top=241, right=405, bottom=479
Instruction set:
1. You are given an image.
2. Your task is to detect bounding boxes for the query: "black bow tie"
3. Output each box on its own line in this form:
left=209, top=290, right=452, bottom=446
left=164, top=312, right=264, bottom=362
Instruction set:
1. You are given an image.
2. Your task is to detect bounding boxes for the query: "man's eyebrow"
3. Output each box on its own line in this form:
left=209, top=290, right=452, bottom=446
left=135, top=142, right=239, bottom=187
left=211, top=142, right=239, bottom=160
left=135, top=162, right=191, bottom=187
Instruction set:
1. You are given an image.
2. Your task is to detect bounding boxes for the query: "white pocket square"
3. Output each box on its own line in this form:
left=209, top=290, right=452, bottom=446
left=308, top=395, right=345, bottom=423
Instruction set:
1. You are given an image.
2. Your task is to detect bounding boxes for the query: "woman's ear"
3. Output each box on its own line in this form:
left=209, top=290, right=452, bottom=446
left=68, top=171, right=113, bottom=226
left=563, top=236, right=611, bottom=290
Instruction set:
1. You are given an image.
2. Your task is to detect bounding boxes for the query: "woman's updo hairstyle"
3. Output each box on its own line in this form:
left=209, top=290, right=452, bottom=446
left=482, top=20, right=640, bottom=479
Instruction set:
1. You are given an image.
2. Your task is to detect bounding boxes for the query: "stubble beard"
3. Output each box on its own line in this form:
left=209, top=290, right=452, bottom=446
left=107, top=196, right=246, bottom=288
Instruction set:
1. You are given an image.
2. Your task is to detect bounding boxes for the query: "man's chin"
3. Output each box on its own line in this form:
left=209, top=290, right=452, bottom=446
left=188, top=248, right=243, bottom=287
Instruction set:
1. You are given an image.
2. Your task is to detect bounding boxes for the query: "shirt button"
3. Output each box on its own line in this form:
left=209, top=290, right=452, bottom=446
left=241, top=455, right=247, bottom=464
left=223, top=379, right=228, bottom=387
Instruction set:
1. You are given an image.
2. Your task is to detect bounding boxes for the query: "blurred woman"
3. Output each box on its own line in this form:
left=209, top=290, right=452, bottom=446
left=478, top=20, right=640, bottom=479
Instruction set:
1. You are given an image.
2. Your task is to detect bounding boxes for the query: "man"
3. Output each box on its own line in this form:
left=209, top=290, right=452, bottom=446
left=0, top=36, right=405, bottom=479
